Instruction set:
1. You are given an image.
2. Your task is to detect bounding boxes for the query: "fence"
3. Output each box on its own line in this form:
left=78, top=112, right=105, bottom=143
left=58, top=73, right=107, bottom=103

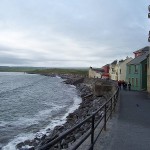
left=39, top=88, right=119, bottom=150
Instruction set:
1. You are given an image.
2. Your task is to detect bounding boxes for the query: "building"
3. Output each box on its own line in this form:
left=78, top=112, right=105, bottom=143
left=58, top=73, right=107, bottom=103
left=147, top=47, right=150, bottom=94
left=117, top=57, right=133, bottom=81
left=126, top=47, right=149, bottom=91
left=102, top=64, right=109, bottom=73
left=109, top=60, right=118, bottom=80
left=89, top=67, right=104, bottom=78
left=101, top=64, right=110, bottom=79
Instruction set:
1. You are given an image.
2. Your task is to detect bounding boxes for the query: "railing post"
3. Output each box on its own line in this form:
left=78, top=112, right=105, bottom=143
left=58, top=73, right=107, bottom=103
left=91, top=114, right=95, bottom=150
left=110, top=98, right=112, bottom=119
left=113, top=95, right=116, bottom=112
left=104, top=105, right=107, bottom=131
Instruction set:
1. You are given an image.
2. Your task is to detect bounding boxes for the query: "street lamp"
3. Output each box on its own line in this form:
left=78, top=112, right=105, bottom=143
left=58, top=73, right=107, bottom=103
left=148, top=5, right=150, bottom=18
left=148, top=5, right=150, bottom=42
left=148, top=31, right=150, bottom=42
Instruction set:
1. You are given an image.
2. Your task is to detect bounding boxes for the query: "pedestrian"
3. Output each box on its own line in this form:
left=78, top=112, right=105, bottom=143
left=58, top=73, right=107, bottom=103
left=121, top=81, right=124, bottom=90
left=123, top=82, right=127, bottom=90
left=128, top=82, right=131, bottom=91
left=118, top=81, right=121, bottom=90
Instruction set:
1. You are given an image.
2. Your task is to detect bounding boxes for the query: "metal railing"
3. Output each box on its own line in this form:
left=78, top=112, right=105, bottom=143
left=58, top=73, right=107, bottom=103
left=39, top=88, right=119, bottom=150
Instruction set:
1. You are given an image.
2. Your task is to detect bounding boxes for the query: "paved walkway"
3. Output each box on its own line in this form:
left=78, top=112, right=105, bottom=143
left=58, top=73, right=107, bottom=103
left=94, top=90, right=150, bottom=150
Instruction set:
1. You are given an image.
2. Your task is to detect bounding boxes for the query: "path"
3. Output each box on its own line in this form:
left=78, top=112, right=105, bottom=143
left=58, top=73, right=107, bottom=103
left=94, top=90, right=150, bottom=150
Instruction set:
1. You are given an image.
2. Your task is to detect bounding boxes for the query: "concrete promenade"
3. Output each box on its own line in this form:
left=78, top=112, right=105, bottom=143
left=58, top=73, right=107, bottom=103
left=94, top=90, right=150, bottom=150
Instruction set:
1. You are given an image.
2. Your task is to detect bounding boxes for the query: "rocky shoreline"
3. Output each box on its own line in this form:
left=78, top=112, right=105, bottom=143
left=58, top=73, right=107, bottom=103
left=16, top=74, right=117, bottom=150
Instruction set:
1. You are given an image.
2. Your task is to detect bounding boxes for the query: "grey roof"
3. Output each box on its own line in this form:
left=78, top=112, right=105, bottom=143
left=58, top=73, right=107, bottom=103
left=111, top=60, right=117, bottom=65
left=92, top=68, right=104, bottom=72
left=127, top=51, right=149, bottom=65
left=119, top=59, right=124, bottom=63
left=133, top=46, right=150, bottom=53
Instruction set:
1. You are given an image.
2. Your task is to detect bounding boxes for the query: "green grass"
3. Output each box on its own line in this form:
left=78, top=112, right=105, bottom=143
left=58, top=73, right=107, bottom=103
left=27, top=68, right=88, bottom=76
left=0, top=66, right=89, bottom=76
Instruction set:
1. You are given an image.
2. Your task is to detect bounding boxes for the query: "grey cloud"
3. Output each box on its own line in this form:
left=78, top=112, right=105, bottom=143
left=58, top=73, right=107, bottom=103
left=0, top=54, right=31, bottom=65
left=0, top=0, right=149, bottom=67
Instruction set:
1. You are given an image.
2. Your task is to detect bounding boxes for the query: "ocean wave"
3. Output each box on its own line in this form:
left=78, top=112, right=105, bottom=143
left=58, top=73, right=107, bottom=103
left=0, top=76, right=47, bottom=96
left=0, top=73, right=82, bottom=150
left=2, top=96, right=82, bottom=150
left=2, top=133, right=35, bottom=150
left=0, top=121, right=9, bottom=128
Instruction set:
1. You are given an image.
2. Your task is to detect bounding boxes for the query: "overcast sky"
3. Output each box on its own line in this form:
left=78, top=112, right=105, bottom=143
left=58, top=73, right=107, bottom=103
left=0, top=0, right=149, bottom=67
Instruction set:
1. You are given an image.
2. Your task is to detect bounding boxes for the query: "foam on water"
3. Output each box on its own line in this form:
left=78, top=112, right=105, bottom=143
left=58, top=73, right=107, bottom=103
left=0, top=73, right=82, bottom=150
left=0, top=121, right=9, bottom=128
left=2, top=96, right=82, bottom=150
left=56, top=75, right=61, bottom=79
left=2, top=133, right=35, bottom=150
left=43, top=96, right=82, bottom=131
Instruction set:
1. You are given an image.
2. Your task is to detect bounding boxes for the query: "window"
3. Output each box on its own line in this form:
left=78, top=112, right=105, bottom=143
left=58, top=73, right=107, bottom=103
left=128, top=78, right=130, bottom=83
left=144, top=64, right=147, bottom=72
left=134, top=65, right=138, bottom=73
left=120, top=69, right=121, bottom=74
left=112, top=68, right=115, bottom=74
left=132, top=78, right=134, bottom=87
left=129, top=66, right=131, bottom=74
left=136, top=78, right=138, bottom=87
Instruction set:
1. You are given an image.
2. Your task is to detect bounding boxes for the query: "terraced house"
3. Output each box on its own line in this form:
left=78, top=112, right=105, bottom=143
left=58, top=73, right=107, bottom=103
left=109, top=60, right=118, bottom=80
left=117, top=57, right=133, bottom=81
left=89, top=67, right=104, bottom=78
left=126, top=47, right=149, bottom=91
left=147, top=48, right=150, bottom=94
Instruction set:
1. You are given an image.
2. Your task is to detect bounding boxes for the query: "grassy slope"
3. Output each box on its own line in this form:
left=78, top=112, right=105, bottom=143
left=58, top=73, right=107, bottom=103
left=0, top=66, right=88, bottom=76
left=27, top=68, right=88, bottom=76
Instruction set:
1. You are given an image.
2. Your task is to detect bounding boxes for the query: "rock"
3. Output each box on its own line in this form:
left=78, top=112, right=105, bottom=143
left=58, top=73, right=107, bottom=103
left=17, top=77, right=117, bottom=150
left=16, top=142, right=24, bottom=149
left=74, top=132, right=82, bottom=140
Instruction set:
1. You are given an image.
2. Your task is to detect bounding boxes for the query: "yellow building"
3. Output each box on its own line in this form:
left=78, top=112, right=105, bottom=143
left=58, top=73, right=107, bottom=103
left=117, top=57, right=133, bottom=81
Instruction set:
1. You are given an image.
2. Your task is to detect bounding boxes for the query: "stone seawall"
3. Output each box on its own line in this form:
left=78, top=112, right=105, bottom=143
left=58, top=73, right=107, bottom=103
left=16, top=75, right=117, bottom=150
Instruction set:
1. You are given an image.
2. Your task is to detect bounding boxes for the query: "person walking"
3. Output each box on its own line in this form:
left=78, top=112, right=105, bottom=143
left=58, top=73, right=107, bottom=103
left=128, top=82, right=131, bottom=91
left=118, top=81, right=121, bottom=90
left=124, top=82, right=127, bottom=90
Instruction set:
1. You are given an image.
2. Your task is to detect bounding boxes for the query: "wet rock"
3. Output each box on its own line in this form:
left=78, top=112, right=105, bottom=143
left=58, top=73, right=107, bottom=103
left=17, top=77, right=117, bottom=150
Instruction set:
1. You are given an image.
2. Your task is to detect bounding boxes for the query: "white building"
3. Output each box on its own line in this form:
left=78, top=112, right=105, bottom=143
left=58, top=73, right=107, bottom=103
left=109, top=60, right=118, bottom=80
left=89, top=67, right=104, bottom=78
left=117, top=57, right=133, bottom=81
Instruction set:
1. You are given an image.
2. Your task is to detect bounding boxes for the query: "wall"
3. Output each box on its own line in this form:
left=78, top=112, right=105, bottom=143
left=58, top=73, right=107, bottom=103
left=126, top=64, right=141, bottom=90
left=147, top=53, right=150, bottom=93
left=109, top=64, right=118, bottom=80
left=118, top=57, right=132, bottom=81
left=102, top=65, right=109, bottom=73
left=89, top=68, right=95, bottom=78
left=89, top=68, right=102, bottom=78
left=141, top=59, right=147, bottom=90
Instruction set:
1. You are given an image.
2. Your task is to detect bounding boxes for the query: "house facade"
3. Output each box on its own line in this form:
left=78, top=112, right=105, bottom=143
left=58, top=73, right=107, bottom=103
left=101, top=64, right=110, bottom=79
left=89, top=67, right=104, bottom=78
left=126, top=47, right=149, bottom=91
left=109, top=60, right=118, bottom=80
left=117, top=57, right=133, bottom=81
left=147, top=48, right=150, bottom=93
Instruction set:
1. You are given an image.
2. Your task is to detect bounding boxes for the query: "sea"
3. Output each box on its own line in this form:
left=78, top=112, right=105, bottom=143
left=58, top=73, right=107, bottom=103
left=0, top=72, right=82, bottom=150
